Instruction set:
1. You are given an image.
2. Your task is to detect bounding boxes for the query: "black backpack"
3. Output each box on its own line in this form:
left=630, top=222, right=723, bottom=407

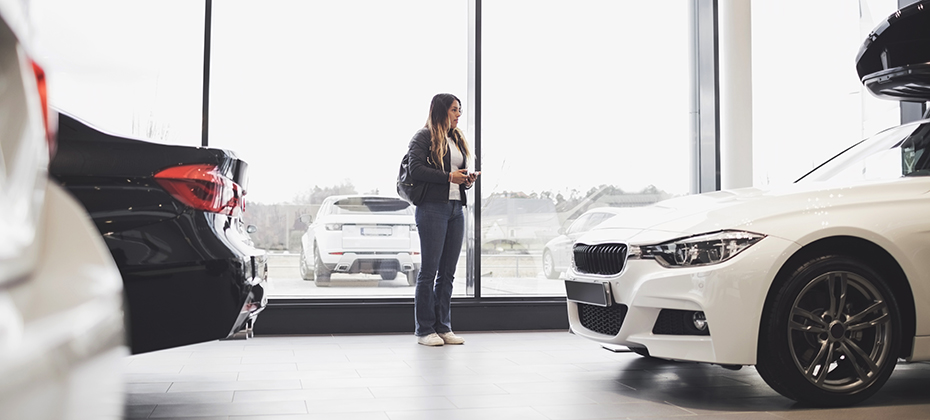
left=397, top=152, right=426, bottom=205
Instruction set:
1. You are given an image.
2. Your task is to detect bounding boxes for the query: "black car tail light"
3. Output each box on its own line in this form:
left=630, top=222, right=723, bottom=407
left=155, top=163, right=242, bottom=216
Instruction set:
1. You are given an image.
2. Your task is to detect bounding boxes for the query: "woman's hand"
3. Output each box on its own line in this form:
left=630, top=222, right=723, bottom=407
left=449, top=169, right=469, bottom=184
left=463, top=171, right=480, bottom=189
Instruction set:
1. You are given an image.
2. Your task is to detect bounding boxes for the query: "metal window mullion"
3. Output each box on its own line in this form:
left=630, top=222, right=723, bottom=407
left=690, top=0, right=720, bottom=194
left=466, top=0, right=481, bottom=298
left=202, top=0, right=212, bottom=147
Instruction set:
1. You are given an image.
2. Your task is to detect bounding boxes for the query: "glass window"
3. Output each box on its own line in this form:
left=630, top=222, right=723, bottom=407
left=44, top=1, right=902, bottom=301
left=751, top=0, right=902, bottom=187
left=799, top=123, right=930, bottom=183
left=329, top=197, right=414, bottom=215
left=208, top=0, right=469, bottom=298
left=585, top=212, right=616, bottom=230
left=565, top=214, right=594, bottom=236
left=480, top=1, right=692, bottom=295
left=35, top=0, right=203, bottom=147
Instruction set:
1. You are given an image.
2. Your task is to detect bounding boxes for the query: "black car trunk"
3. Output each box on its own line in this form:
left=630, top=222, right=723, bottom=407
left=52, top=112, right=248, bottom=188
left=49, top=111, right=262, bottom=354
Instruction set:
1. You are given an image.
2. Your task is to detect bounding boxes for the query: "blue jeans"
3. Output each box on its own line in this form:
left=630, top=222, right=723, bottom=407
left=414, top=200, right=464, bottom=337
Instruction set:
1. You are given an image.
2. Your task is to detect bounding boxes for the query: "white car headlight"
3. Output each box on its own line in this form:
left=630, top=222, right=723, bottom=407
left=325, top=223, right=343, bottom=231
left=630, top=230, right=765, bottom=268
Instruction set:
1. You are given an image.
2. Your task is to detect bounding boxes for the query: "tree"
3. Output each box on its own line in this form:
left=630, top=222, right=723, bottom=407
left=132, top=111, right=170, bottom=142
left=291, top=180, right=357, bottom=204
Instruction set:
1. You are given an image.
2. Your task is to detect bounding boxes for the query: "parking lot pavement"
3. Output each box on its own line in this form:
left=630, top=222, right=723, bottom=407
left=265, top=253, right=566, bottom=298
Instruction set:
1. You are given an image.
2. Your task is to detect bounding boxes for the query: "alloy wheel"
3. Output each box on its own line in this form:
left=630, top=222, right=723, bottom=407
left=787, top=270, right=893, bottom=393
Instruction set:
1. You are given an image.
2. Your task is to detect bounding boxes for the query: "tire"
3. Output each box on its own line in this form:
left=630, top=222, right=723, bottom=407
left=756, top=255, right=901, bottom=407
left=406, top=268, right=419, bottom=286
left=542, top=249, right=560, bottom=279
left=380, top=270, right=398, bottom=281
left=299, top=246, right=314, bottom=281
left=313, top=245, right=331, bottom=287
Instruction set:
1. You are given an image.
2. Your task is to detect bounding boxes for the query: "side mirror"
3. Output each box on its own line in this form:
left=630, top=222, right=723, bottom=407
left=299, top=214, right=312, bottom=224
left=246, top=225, right=258, bottom=234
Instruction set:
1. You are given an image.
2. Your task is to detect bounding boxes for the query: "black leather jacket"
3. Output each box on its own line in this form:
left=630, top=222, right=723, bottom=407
left=407, top=127, right=468, bottom=206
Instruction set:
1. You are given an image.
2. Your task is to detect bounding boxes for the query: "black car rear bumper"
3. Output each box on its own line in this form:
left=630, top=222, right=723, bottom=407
left=107, top=211, right=266, bottom=354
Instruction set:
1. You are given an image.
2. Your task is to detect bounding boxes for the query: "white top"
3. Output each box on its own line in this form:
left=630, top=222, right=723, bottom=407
left=448, top=137, right=464, bottom=201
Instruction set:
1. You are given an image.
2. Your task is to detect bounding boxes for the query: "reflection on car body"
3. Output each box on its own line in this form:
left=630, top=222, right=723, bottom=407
left=299, top=195, right=421, bottom=286
left=542, top=207, right=622, bottom=279
left=49, top=112, right=268, bottom=354
left=566, top=1, right=930, bottom=407
left=0, top=1, right=127, bottom=417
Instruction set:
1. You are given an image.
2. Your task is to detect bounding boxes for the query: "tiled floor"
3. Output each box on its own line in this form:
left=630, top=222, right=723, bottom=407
left=123, top=331, right=930, bottom=419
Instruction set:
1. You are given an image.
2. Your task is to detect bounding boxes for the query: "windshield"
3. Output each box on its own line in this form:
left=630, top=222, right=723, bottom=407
left=797, top=121, right=930, bottom=183
left=331, top=197, right=413, bottom=215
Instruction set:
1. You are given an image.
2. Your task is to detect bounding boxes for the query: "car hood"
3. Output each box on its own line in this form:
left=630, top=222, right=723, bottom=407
left=579, top=177, right=930, bottom=245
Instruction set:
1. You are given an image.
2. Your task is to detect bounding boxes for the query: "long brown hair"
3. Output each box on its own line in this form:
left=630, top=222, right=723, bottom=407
left=425, top=93, right=471, bottom=170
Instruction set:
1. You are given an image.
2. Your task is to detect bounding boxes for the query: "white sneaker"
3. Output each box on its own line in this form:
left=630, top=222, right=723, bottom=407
left=438, top=332, right=465, bottom=345
left=417, top=333, right=443, bottom=346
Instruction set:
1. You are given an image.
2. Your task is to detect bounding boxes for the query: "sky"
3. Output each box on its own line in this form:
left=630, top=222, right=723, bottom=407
left=25, top=0, right=905, bottom=205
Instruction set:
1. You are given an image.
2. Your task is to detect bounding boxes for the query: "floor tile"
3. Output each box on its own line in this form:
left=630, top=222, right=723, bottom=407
left=126, top=382, right=172, bottom=394
left=228, top=414, right=387, bottom=420
left=148, top=400, right=307, bottom=418
left=168, top=379, right=302, bottom=393
left=385, top=406, right=549, bottom=420
left=367, top=383, right=508, bottom=398
left=302, top=396, right=456, bottom=414
left=180, top=363, right=298, bottom=374
left=126, top=391, right=234, bottom=406
left=445, top=392, right=598, bottom=409
left=237, top=368, right=360, bottom=381
left=233, top=387, right=373, bottom=403
left=122, top=331, right=930, bottom=419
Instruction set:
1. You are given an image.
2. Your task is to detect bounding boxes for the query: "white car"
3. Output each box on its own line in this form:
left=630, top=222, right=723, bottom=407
left=299, top=195, right=421, bottom=286
left=568, top=118, right=930, bottom=406
left=0, top=1, right=127, bottom=418
left=567, top=2, right=930, bottom=407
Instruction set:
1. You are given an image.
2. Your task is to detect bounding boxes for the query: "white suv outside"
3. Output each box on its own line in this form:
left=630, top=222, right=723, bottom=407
left=299, top=195, right=421, bottom=286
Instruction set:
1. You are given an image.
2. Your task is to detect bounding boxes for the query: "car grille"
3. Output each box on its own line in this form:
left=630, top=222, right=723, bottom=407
left=573, top=243, right=628, bottom=275
left=577, top=302, right=627, bottom=336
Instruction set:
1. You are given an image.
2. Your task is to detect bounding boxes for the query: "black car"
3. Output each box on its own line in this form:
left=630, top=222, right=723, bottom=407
left=855, top=0, right=930, bottom=103
left=49, top=111, right=267, bottom=354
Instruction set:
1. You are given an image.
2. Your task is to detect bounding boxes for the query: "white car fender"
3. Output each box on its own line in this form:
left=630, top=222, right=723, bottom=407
left=0, top=183, right=126, bottom=420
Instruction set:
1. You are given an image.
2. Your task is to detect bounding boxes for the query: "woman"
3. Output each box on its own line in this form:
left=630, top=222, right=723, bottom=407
left=407, top=93, right=478, bottom=346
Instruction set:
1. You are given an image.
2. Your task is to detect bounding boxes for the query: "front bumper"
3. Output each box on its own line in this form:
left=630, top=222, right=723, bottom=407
left=566, top=235, right=798, bottom=365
